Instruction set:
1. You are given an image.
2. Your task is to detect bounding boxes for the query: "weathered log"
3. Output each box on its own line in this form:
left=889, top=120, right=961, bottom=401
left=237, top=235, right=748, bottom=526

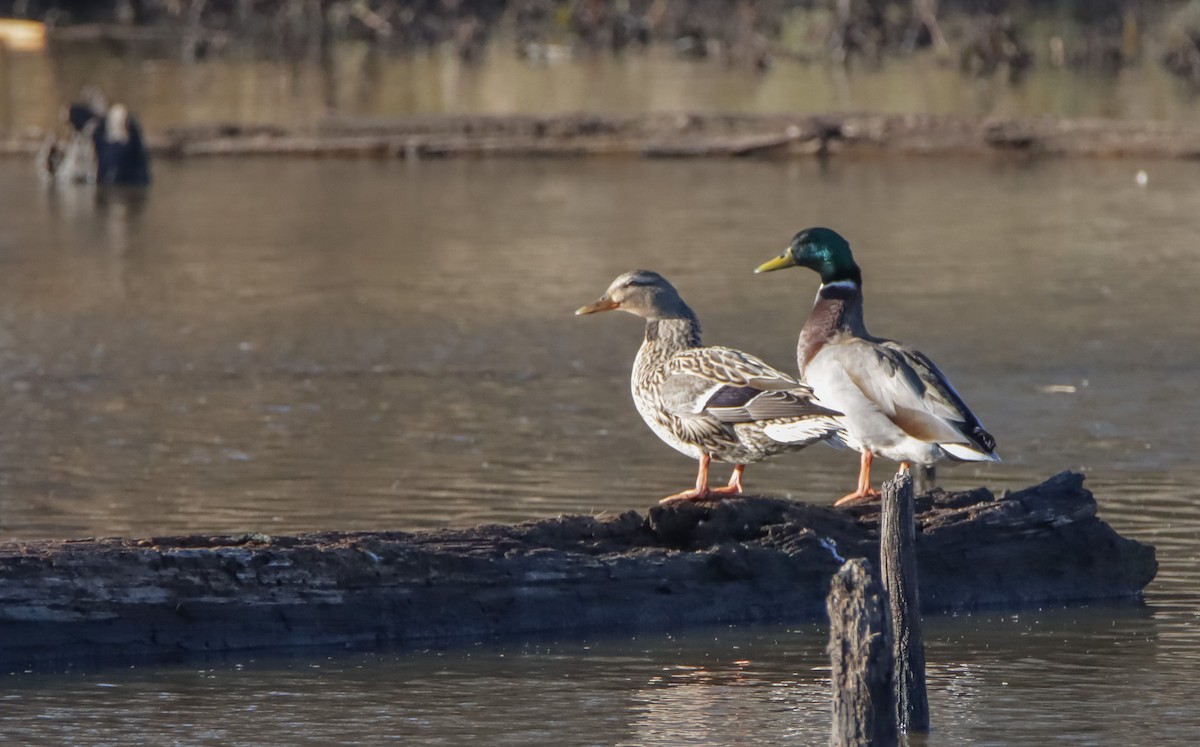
left=0, top=472, right=1155, bottom=667
left=879, top=470, right=930, bottom=734
left=4, top=112, right=1200, bottom=160
left=827, top=558, right=897, bottom=747
left=166, top=113, right=1200, bottom=159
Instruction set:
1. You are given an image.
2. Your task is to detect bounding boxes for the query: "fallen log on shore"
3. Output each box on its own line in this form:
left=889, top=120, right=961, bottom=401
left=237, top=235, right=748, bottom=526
left=0, top=471, right=1156, bottom=667
left=3, top=112, right=1200, bottom=161
left=141, top=112, right=1200, bottom=159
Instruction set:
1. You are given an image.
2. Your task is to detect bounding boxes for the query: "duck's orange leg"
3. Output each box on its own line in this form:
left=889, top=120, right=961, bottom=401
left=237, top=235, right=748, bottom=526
left=834, top=451, right=881, bottom=506
left=661, top=453, right=714, bottom=503
left=661, top=458, right=745, bottom=504
left=708, top=463, right=745, bottom=496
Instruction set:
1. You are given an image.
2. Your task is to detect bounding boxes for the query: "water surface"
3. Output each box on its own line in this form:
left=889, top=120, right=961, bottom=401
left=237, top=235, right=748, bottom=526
left=0, top=157, right=1197, bottom=744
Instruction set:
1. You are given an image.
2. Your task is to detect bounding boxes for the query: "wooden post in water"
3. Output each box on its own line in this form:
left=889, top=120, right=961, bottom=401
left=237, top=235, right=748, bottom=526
left=880, top=469, right=931, bottom=732
left=827, top=558, right=897, bottom=747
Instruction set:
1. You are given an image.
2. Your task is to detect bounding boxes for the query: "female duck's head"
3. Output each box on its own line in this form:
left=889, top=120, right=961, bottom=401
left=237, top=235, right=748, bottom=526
left=575, top=270, right=694, bottom=321
left=755, top=227, right=862, bottom=286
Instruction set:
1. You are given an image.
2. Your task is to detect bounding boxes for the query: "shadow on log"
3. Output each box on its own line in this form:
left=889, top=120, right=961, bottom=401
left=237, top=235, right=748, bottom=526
left=0, top=472, right=1156, bottom=667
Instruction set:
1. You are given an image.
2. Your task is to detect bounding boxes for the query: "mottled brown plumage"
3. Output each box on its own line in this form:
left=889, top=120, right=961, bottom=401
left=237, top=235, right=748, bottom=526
left=577, top=270, right=842, bottom=503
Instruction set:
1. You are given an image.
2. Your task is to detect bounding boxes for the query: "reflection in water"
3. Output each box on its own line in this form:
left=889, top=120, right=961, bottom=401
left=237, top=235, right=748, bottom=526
left=2, top=41, right=1200, bottom=133
left=1, top=608, right=1196, bottom=745
left=0, top=158, right=1198, bottom=744
left=629, top=658, right=826, bottom=746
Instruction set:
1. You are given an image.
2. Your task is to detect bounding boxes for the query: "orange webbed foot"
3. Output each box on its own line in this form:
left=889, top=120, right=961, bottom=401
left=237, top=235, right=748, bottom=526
left=833, top=486, right=881, bottom=507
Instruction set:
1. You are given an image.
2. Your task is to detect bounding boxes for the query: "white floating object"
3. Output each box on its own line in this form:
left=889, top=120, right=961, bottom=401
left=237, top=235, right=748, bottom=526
left=1135, top=170, right=1148, bottom=187
left=1038, top=384, right=1077, bottom=394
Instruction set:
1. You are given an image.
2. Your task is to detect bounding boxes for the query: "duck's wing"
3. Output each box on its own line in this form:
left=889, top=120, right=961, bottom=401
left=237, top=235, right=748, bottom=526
left=661, top=347, right=840, bottom=425
left=836, top=338, right=996, bottom=457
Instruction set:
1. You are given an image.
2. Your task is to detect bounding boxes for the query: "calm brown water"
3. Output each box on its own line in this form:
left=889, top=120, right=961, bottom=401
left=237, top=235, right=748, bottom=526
left=0, top=157, right=1198, bottom=744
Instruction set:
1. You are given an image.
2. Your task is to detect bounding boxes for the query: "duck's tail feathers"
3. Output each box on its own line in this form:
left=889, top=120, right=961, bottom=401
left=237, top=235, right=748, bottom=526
left=941, top=442, right=1001, bottom=462
left=763, top=417, right=843, bottom=445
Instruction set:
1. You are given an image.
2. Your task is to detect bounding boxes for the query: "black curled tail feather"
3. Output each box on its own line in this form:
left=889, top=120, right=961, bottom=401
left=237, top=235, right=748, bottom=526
left=971, top=425, right=996, bottom=453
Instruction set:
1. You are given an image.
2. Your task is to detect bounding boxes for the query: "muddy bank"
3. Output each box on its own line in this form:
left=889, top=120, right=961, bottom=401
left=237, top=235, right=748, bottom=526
left=0, top=472, right=1155, bottom=667
left=6, top=111, right=1200, bottom=160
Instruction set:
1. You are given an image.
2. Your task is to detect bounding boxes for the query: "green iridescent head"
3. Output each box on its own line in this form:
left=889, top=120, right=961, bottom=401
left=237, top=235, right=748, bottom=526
left=754, top=227, right=862, bottom=286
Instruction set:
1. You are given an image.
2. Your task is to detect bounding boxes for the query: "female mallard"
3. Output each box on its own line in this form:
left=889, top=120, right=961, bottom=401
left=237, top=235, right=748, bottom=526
left=755, top=227, right=998, bottom=505
left=576, top=270, right=842, bottom=503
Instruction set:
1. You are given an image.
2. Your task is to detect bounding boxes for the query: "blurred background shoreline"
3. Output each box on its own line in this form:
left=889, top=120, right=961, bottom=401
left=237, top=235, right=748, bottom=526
left=3, top=0, right=1200, bottom=135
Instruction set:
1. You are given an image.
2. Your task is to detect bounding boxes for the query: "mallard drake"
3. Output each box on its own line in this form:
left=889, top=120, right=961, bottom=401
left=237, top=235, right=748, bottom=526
left=755, top=227, right=998, bottom=505
left=576, top=270, right=842, bottom=503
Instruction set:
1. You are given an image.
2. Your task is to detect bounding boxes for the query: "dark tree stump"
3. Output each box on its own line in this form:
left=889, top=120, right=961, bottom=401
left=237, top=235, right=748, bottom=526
left=879, top=470, right=930, bottom=733
left=827, top=558, right=897, bottom=747
left=0, top=472, right=1157, bottom=667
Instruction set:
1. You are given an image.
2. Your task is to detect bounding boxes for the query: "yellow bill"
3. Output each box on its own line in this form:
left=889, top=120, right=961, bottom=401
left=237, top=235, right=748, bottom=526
left=575, top=297, right=620, bottom=315
left=754, top=253, right=797, bottom=274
